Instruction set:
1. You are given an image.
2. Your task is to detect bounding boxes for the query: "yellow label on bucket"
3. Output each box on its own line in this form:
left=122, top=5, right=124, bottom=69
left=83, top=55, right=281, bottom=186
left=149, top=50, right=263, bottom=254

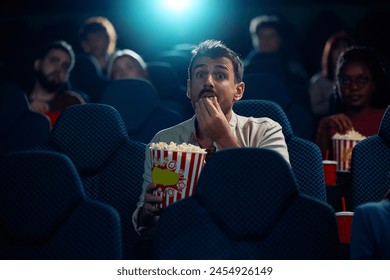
left=151, top=166, right=180, bottom=186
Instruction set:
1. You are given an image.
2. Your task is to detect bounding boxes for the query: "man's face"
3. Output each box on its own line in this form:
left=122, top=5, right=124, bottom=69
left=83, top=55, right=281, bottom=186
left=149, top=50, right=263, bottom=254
left=82, top=32, right=110, bottom=57
left=257, top=27, right=282, bottom=53
left=34, top=48, right=72, bottom=92
left=187, top=56, right=244, bottom=116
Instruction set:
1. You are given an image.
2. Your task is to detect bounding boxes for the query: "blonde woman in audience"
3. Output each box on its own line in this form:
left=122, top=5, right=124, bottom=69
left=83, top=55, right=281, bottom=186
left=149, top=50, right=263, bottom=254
left=79, top=16, right=117, bottom=76
left=107, top=49, right=149, bottom=80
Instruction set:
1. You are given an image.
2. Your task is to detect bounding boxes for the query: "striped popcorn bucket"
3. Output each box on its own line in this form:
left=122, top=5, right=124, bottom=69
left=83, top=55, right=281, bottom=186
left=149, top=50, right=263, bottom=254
left=151, top=149, right=207, bottom=208
left=332, top=138, right=360, bottom=172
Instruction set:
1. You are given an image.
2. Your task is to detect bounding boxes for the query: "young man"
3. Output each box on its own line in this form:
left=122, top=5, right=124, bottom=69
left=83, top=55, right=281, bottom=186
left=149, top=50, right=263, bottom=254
left=28, top=40, right=85, bottom=126
left=133, top=39, right=290, bottom=234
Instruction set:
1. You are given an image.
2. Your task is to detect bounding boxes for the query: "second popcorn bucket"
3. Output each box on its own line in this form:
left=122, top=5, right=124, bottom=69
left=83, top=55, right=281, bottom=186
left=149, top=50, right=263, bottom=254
left=150, top=142, right=207, bottom=208
left=332, top=130, right=366, bottom=172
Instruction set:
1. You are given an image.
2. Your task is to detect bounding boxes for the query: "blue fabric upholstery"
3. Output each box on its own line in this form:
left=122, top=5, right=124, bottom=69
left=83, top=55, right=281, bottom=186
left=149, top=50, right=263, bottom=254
left=147, top=61, right=193, bottom=120
left=234, top=100, right=326, bottom=202
left=242, top=73, right=292, bottom=109
left=0, top=83, right=50, bottom=155
left=0, top=151, right=122, bottom=259
left=153, top=148, right=339, bottom=259
left=99, top=79, right=183, bottom=143
left=31, top=103, right=146, bottom=259
left=351, top=105, right=390, bottom=209
left=69, top=53, right=108, bottom=103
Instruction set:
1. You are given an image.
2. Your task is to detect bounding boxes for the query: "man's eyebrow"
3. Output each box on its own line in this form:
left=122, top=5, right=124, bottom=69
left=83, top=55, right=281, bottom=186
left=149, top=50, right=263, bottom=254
left=193, top=64, right=229, bottom=71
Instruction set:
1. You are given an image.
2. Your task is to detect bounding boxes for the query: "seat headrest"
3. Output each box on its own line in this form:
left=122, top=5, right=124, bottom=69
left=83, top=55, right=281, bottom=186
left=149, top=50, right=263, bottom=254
left=242, top=73, right=292, bottom=109
left=233, top=100, right=293, bottom=141
left=0, top=151, right=84, bottom=244
left=379, top=105, right=390, bottom=142
left=50, top=103, right=128, bottom=173
left=195, top=148, right=298, bottom=239
left=99, top=79, right=160, bottom=132
left=0, top=83, right=29, bottom=133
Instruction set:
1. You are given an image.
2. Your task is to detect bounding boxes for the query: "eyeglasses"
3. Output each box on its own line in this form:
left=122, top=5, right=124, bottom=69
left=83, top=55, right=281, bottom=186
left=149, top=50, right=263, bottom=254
left=338, top=75, right=372, bottom=88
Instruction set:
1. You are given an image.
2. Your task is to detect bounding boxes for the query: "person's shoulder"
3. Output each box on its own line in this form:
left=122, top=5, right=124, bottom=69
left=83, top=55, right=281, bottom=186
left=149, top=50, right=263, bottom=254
left=355, top=200, right=390, bottom=217
left=309, top=72, right=325, bottom=84
left=151, top=117, right=194, bottom=141
left=235, top=113, right=282, bottom=129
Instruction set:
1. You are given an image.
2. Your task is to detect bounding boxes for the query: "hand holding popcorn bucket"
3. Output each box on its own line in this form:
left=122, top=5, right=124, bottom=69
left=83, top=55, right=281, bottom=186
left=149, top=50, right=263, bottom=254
left=332, top=130, right=366, bottom=172
left=150, top=142, right=207, bottom=208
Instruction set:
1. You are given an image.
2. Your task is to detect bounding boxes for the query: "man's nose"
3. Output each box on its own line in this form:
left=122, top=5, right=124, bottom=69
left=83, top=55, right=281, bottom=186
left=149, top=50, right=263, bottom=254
left=204, top=74, right=214, bottom=87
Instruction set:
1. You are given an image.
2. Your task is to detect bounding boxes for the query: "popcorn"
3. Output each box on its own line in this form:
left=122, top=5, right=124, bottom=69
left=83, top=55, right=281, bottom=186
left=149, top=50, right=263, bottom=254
left=332, top=129, right=367, bottom=140
left=150, top=141, right=207, bottom=208
left=150, top=141, right=207, bottom=153
left=332, top=129, right=366, bottom=172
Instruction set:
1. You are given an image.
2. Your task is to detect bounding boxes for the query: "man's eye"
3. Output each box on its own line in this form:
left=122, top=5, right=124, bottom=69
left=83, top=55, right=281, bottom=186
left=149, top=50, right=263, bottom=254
left=216, top=73, right=225, bottom=79
left=196, top=72, right=205, bottom=78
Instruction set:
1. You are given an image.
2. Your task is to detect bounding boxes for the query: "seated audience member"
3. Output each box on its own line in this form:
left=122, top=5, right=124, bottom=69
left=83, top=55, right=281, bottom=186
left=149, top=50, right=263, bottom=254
left=315, top=46, right=390, bottom=158
left=245, top=14, right=308, bottom=86
left=350, top=189, right=390, bottom=259
left=309, top=31, right=356, bottom=117
left=245, top=14, right=310, bottom=110
left=107, top=49, right=149, bottom=80
left=79, top=16, right=118, bottom=77
left=132, top=39, right=290, bottom=243
left=27, top=40, right=86, bottom=126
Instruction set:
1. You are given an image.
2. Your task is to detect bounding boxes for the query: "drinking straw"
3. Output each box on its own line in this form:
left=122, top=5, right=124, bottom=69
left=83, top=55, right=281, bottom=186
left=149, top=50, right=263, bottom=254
left=341, top=196, right=347, bottom=212
left=325, top=149, right=329, bottom=160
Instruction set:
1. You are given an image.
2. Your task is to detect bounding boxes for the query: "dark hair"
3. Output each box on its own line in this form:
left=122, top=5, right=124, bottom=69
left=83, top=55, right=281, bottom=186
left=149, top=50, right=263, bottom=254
left=79, top=16, right=117, bottom=55
left=334, top=46, right=390, bottom=110
left=249, top=15, right=285, bottom=49
left=36, top=40, right=75, bottom=71
left=188, top=39, right=244, bottom=83
left=321, top=31, right=355, bottom=80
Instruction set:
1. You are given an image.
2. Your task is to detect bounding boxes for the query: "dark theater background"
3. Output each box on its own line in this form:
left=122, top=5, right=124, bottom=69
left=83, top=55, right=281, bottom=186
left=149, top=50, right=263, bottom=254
left=1, top=0, right=389, bottom=88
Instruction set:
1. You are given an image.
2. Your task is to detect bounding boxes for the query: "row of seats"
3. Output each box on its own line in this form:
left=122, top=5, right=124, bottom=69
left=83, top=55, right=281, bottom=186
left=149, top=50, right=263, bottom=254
left=0, top=83, right=50, bottom=156
left=0, top=144, right=338, bottom=259
left=1, top=100, right=389, bottom=259
left=68, top=54, right=193, bottom=119
left=350, top=105, right=390, bottom=209
left=6, top=104, right=146, bottom=260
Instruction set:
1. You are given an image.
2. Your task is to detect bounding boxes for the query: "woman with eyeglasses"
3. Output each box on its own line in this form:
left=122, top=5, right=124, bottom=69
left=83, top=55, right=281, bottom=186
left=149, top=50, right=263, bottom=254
left=315, top=46, right=390, bottom=159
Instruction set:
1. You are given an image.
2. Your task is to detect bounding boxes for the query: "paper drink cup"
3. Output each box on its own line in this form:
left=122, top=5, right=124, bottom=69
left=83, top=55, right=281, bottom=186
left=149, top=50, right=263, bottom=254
left=323, top=160, right=337, bottom=186
left=332, top=138, right=360, bottom=172
left=335, top=211, right=354, bottom=244
left=151, top=148, right=207, bottom=208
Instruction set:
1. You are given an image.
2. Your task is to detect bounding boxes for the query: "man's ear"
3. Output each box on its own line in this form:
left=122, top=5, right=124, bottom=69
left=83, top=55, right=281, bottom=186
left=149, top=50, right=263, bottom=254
left=234, top=82, right=245, bottom=101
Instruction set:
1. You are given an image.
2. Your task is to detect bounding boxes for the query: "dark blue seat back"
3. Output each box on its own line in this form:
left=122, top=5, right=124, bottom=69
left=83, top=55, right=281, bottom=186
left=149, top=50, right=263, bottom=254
left=234, top=100, right=326, bottom=202
left=31, top=103, right=146, bottom=259
left=0, top=83, right=50, bottom=155
left=147, top=61, right=192, bottom=120
left=99, top=79, right=183, bottom=143
left=0, top=151, right=122, bottom=259
left=242, top=73, right=292, bottom=109
left=154, top=148, right=339, bottom=259
left=69, top=54, right=108, bottom=103
left=351, top=105, right=390, bottom=209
